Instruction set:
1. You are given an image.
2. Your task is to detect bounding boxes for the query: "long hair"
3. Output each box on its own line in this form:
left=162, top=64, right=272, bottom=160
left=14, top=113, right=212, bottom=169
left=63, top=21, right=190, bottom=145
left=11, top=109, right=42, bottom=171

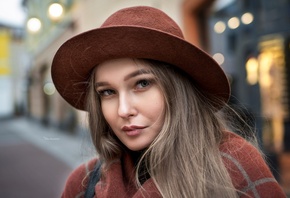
left=86, top=59, right=249, bottom=197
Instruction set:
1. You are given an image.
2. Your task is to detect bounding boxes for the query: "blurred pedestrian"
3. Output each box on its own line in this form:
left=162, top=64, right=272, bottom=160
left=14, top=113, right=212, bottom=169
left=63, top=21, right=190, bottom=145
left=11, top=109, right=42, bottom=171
left=51, top=6, right=286, bottom=198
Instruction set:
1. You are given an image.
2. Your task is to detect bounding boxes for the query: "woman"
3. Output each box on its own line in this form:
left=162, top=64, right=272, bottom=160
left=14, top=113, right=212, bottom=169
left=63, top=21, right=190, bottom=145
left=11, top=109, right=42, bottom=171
left=51, top=6, right=286, bottom=198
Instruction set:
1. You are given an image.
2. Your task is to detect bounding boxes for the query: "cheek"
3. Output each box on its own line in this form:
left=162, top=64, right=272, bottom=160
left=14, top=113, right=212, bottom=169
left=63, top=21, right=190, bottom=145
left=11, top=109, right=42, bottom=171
left=143, top=92, right=165, bottom=122
left=149, top=101, right=164, bottom=118
left=101, top=101, right=116, bottom=125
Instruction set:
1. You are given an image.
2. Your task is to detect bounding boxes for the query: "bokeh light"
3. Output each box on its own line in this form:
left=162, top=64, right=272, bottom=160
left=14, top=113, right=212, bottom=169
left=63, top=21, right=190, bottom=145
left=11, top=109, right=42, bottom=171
left=214, top=21, right=226, bottom=34
left=228, top=17, right=240, bottom=29
left=43, top=82, right=56, bottom=95
left=246, top=57, right=259, bottom=85
left=241, top=12, right=254, bottom=25
left=213, top=53, right=225, bottom=65
left=27, top=17, right=42, bottom=33
left=48, top=3, right=64, bottom=20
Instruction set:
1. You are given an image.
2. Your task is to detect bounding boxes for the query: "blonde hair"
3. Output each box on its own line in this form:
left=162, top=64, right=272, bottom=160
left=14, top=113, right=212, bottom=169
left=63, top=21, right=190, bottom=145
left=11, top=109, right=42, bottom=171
left=86, top=59, right=251, bottom=197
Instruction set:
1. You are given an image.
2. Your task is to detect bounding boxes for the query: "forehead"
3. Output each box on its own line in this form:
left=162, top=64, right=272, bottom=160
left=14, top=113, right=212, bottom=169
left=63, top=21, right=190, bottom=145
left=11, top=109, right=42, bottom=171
left=94, top=58, right=151, bottom=79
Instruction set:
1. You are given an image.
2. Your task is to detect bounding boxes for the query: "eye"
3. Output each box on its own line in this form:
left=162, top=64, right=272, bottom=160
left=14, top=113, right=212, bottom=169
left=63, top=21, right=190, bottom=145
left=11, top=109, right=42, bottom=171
left=136, top=79, right=151, bottom=89
left=97, top=89, right=115, bottom=97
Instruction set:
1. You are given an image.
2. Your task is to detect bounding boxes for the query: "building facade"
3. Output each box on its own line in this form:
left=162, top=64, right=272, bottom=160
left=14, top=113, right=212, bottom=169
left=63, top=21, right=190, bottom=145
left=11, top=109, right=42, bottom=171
left=209, top=0, right=290, bottom=192
left=0, top=24, right=26, bottom=118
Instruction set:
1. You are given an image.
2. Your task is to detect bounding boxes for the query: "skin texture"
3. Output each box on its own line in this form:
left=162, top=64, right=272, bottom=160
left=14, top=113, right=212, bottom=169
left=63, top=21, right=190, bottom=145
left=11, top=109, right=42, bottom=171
left=94, top=58, right=165, bottom=151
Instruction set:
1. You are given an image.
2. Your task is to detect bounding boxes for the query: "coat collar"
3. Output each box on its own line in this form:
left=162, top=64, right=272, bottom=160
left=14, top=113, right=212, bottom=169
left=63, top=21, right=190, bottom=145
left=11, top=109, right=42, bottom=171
left=95, top=151, right=161, bottom=198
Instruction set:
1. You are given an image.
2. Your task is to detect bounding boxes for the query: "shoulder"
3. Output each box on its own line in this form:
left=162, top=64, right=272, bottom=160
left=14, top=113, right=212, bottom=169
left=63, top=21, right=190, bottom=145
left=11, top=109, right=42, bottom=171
left=219, top=132, right=267, bottom=180
left=220, top=131, right=261, bottom=162
left=220, top=132, right=286, bottom=197
left=61, top=158, right=98, bottom=198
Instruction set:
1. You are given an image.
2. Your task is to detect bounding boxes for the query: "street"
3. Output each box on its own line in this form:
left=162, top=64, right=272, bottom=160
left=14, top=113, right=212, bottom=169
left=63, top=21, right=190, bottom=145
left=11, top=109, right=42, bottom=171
left=0, top=117, right=96, bottom=198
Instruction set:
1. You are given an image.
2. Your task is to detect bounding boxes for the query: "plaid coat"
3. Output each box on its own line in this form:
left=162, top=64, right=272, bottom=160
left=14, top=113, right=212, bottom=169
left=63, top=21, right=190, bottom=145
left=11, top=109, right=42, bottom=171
left=61, top=132, right=286, bottom=197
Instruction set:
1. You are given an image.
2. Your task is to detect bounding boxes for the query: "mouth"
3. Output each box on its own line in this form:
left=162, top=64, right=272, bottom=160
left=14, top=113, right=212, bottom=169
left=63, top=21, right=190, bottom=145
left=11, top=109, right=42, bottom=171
left=121, top=125, right=146, bottom=136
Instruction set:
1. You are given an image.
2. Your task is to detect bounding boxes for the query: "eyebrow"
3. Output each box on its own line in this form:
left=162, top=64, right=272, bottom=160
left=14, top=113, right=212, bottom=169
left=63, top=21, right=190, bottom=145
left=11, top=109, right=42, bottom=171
left=95, top=69, right=152, bottom=88
left=124, top=69, right=152, bottom=81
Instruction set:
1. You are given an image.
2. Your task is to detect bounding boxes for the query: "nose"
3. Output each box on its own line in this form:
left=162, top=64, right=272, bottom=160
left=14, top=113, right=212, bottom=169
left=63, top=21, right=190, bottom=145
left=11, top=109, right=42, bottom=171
left=118, top=93, right=137, bottom=118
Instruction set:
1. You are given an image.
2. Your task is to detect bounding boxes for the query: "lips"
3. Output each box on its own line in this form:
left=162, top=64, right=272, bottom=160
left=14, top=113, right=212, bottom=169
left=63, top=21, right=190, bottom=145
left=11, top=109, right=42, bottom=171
left=122, top=125, right=145, bottom=131
left=121, top=125, right=146, bottom=136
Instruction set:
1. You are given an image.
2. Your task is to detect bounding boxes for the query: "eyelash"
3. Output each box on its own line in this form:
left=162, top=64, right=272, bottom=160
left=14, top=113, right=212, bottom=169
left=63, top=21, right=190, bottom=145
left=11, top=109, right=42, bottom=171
left=135, top=79, right=153, bottom=89
left=97, top=89, right=115, bottom=97
left=96, top=78, right=154, bottom=97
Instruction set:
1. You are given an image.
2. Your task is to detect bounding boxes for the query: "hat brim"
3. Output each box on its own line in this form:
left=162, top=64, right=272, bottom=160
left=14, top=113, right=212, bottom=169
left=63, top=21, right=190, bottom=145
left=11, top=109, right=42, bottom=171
left=52, top=26, right=230, bottom=111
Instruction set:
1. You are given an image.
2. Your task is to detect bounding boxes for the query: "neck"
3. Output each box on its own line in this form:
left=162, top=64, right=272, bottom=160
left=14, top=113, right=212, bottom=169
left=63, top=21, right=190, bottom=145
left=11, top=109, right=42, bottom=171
left=127, top=149, right=150, bottom=185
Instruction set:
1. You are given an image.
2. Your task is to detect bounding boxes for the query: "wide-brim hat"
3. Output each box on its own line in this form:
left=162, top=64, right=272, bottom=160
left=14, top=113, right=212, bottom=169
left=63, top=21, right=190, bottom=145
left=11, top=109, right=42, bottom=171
left=51, top=6, right=230, bottom=111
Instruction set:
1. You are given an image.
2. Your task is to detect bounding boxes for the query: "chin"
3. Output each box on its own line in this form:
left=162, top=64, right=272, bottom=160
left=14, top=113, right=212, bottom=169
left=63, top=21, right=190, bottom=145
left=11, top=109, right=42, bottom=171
left=128, top=147, right=145, bottom=152
left=126, top=144, right=148, bottom=152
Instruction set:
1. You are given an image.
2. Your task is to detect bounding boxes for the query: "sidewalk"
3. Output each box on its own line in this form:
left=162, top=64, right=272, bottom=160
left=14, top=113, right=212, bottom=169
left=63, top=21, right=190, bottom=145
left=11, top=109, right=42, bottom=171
left=0, top=117, right=97, bottom=198
left=2, top=117, right=97, bottom=169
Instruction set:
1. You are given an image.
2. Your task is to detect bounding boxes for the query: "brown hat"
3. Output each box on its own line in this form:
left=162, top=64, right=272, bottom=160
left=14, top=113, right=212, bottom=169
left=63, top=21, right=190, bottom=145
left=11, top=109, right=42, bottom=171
left=51, top=6, right=230, bottom=111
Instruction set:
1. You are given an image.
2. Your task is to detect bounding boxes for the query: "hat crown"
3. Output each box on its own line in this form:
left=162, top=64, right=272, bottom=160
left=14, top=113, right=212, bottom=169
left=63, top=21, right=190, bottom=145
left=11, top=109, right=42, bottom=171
left=101, top=6, right=184, bottom=39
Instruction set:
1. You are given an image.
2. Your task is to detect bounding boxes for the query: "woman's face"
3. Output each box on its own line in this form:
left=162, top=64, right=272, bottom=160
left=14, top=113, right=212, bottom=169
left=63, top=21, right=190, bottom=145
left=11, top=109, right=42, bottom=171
left=94, top=58, right=165, bottom=151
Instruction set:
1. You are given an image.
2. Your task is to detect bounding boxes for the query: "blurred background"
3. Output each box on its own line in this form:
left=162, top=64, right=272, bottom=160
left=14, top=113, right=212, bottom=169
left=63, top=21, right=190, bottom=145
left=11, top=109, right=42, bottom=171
left=0, top=0, right=290, bottom=197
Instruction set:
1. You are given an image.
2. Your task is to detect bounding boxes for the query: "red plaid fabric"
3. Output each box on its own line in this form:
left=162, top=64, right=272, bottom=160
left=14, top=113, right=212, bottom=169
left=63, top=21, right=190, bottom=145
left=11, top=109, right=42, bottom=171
left=61, top=132, right=286, bottom=197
